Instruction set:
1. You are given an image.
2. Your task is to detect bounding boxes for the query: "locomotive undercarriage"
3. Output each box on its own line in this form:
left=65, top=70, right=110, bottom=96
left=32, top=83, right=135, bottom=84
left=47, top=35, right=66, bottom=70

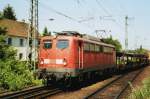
left=37, top=68, right=80, bottom=87
left=37, top=67, right=117, bottom=87
left=37, top=61, right=148, bottom=88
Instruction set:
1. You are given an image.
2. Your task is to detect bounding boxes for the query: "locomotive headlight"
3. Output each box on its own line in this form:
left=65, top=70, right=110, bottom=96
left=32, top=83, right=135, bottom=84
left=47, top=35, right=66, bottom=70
left=40, top=58, right=44, bottom=64
left=63, top=58, right=67, bottom=66
left=40, top=61, right=44, bottom=64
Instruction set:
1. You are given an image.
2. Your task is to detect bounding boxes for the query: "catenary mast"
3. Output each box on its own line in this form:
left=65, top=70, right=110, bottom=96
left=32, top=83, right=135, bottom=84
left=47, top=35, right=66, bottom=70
left=27, top=0, right=39, bottom=71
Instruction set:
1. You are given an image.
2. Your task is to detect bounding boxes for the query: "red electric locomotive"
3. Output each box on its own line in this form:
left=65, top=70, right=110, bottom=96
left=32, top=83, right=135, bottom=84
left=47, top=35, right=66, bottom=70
left=38, top=31, right=116, bottom=85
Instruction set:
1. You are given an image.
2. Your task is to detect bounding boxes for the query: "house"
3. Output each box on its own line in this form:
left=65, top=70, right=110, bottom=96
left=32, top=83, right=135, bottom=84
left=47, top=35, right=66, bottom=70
left=0, top=19, right=39, bottom=61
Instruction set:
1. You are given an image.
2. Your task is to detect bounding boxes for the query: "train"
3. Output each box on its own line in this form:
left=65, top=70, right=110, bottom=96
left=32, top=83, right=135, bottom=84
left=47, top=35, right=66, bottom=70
left=37, top=31, right=149, bottom=86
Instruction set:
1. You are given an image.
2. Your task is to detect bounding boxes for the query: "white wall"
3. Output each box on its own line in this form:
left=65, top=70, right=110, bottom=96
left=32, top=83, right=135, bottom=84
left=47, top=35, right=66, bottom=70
left=7, top=36, right=38, bottom=61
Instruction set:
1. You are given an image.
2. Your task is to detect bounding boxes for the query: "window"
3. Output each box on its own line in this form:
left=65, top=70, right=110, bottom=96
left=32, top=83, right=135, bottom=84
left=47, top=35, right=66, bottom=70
left=83, top=43, right=90, bottom=51
left=43, top=40, right=52, bottom=49
left=90, top=43, right=95, bottom=51
left=103, top=46, right=108, bottom=52
left=57, top=40, right=69, bottom=49
left=100, top=46, right=103, bottom=52
left=103, top=46, right=113, bottom=53
left=8, top=38, right=12, bottom=45
left=19, top=53, right=23, bottom=60
left=20, top=39, right=24, bottom=46
left=29, top=53, right=32, bottom=59
left=95, top=45, right=100, bottom=52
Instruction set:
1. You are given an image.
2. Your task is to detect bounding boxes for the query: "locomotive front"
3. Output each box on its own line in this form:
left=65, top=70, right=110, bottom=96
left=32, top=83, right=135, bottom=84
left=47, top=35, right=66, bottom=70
left=38, top=35, right=78, bottom=84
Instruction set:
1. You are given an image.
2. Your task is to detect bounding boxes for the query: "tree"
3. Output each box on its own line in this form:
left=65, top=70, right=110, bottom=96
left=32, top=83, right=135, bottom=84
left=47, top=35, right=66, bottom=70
left=102, top=35, right=122, bottom=52
left=0, top=27, right=37, bottom=91
left=0, top=27, right=16, bottom=59
left=42, top=27, right=51, bottom=36
left=2, top=4, right=17, bottom=20
left=128, top=45, right=148, bottom=54
left=0, top=11, right=3, bottom=19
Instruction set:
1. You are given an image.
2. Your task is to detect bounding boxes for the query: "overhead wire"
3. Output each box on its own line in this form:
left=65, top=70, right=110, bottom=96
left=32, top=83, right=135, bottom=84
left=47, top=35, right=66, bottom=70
left=25, top=0, right=94, bottom=30
left=74, top=0, right=103, bottom=35
left=74, top=0, right=96, bottom=28
left=95, top=0, right=124, bottom=30
left=75, top=0, right=80, bottom=5
left=43, top=2, right=97, bottom=29
left=74, top=0, right=112, bottom=37
left=26, top=0, right=124, bottom=35
left=95, top=0, right=111, bottom=16
left=25, top=0, right=79, bottom=23
left=38, top=1, right=78, bottom=22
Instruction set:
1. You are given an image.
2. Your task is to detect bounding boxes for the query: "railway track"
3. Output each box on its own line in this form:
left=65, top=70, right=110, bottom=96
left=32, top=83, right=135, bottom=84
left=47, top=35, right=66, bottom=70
left=114, top=69, right=143, bottom=99
left=84, top=68, right=143, bottom=99
left=0, top=85, right=62, bottom=99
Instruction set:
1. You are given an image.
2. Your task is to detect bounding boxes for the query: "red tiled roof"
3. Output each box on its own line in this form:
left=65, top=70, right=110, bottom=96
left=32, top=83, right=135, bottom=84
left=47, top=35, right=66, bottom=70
left=0, top=19, right=39, bottom=38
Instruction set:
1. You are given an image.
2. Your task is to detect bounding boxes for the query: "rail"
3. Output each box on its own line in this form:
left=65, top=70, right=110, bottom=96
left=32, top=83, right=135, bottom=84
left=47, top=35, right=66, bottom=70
left=114, top=68, right=143, bottom=99
left=84, top=68, right=143, bottom=99
left=84, top=75, right=124, bottom=99
left=0, top=85, right=62, bottom=99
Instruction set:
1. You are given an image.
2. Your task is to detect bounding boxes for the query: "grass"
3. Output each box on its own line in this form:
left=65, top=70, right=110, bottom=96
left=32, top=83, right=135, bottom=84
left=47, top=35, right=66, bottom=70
left=128, top=77, right=150, bottom=99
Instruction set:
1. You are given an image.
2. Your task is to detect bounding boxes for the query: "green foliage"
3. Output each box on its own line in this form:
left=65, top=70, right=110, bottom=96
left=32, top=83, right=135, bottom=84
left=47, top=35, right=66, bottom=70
left=102, top=35, right=122, bottom=51
left=128, top=45, right=148, bottom=54
left=32, top=79, right=42, bottom=85
left=0, top=11, right=3, bottom=19
left=0, top=61, right=33, bottom=90
left=2, top=4, right=17, bottom=20
left=128, top=77, right=150, bottom=99
left=42, top=27, right=51, bottom=36
left=0, top=27, right=16, bottom=60
left=0, top=27, right=40, bottom=91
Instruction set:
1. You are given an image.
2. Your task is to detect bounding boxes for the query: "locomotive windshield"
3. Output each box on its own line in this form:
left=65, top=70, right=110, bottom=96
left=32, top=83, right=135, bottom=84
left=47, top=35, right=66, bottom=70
left=57, top=40, right=69, bottom=49
left=43, top=40, right=52, bottom=49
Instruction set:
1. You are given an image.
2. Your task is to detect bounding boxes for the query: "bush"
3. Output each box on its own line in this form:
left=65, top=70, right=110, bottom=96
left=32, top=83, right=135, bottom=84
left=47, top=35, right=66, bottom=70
left=0, top=26, right=42, bottom=91
left=0, top=60, right=38, bottom=91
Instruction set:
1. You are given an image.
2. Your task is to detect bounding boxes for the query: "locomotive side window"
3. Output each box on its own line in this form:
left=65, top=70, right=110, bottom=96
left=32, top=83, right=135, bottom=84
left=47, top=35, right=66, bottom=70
left=89, top=43, right=95, bottom=51
left=103, top=46, right=113, bottom=53
left=83, top=43, right=90, bottom=51
left=99, top=45, right=103, bottom=52
left=43, top=40, right=52, bottom=49
left=57, top=40, right=69, bottom=49
left=95, top=45, right=99, bottom=52
left=95, top=45, right=103, bottom=52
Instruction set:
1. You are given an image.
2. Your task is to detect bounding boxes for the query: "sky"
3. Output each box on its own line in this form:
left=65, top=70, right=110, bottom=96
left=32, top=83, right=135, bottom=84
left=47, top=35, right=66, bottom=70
left=0, top=0, right=150, bottom=50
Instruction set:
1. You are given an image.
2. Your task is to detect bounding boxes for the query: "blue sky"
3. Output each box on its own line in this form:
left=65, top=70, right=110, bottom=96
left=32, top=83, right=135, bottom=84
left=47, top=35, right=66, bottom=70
left=0, top=0, right=150, bottom=50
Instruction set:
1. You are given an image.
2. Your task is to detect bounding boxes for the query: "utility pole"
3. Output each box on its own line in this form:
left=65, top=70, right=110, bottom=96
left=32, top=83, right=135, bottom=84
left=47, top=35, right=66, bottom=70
left=27, top=0, right=39, bottom=71
left=125, top=16, right=128, bottom=51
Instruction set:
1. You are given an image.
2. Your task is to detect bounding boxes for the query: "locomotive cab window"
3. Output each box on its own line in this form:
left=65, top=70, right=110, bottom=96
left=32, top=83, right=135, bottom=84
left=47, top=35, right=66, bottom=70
left=43, top=40, right=52, bottom=49
left=57, top=40, right=69, bottom=49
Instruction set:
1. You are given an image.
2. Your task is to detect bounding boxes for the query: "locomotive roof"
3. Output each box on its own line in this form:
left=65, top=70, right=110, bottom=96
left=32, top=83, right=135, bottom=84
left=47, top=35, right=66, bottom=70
left=54, top=31, right=115, bottom=48
left=41, top=31, right=115, bottom=48
left=78, top=37, right=115, bottom=48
